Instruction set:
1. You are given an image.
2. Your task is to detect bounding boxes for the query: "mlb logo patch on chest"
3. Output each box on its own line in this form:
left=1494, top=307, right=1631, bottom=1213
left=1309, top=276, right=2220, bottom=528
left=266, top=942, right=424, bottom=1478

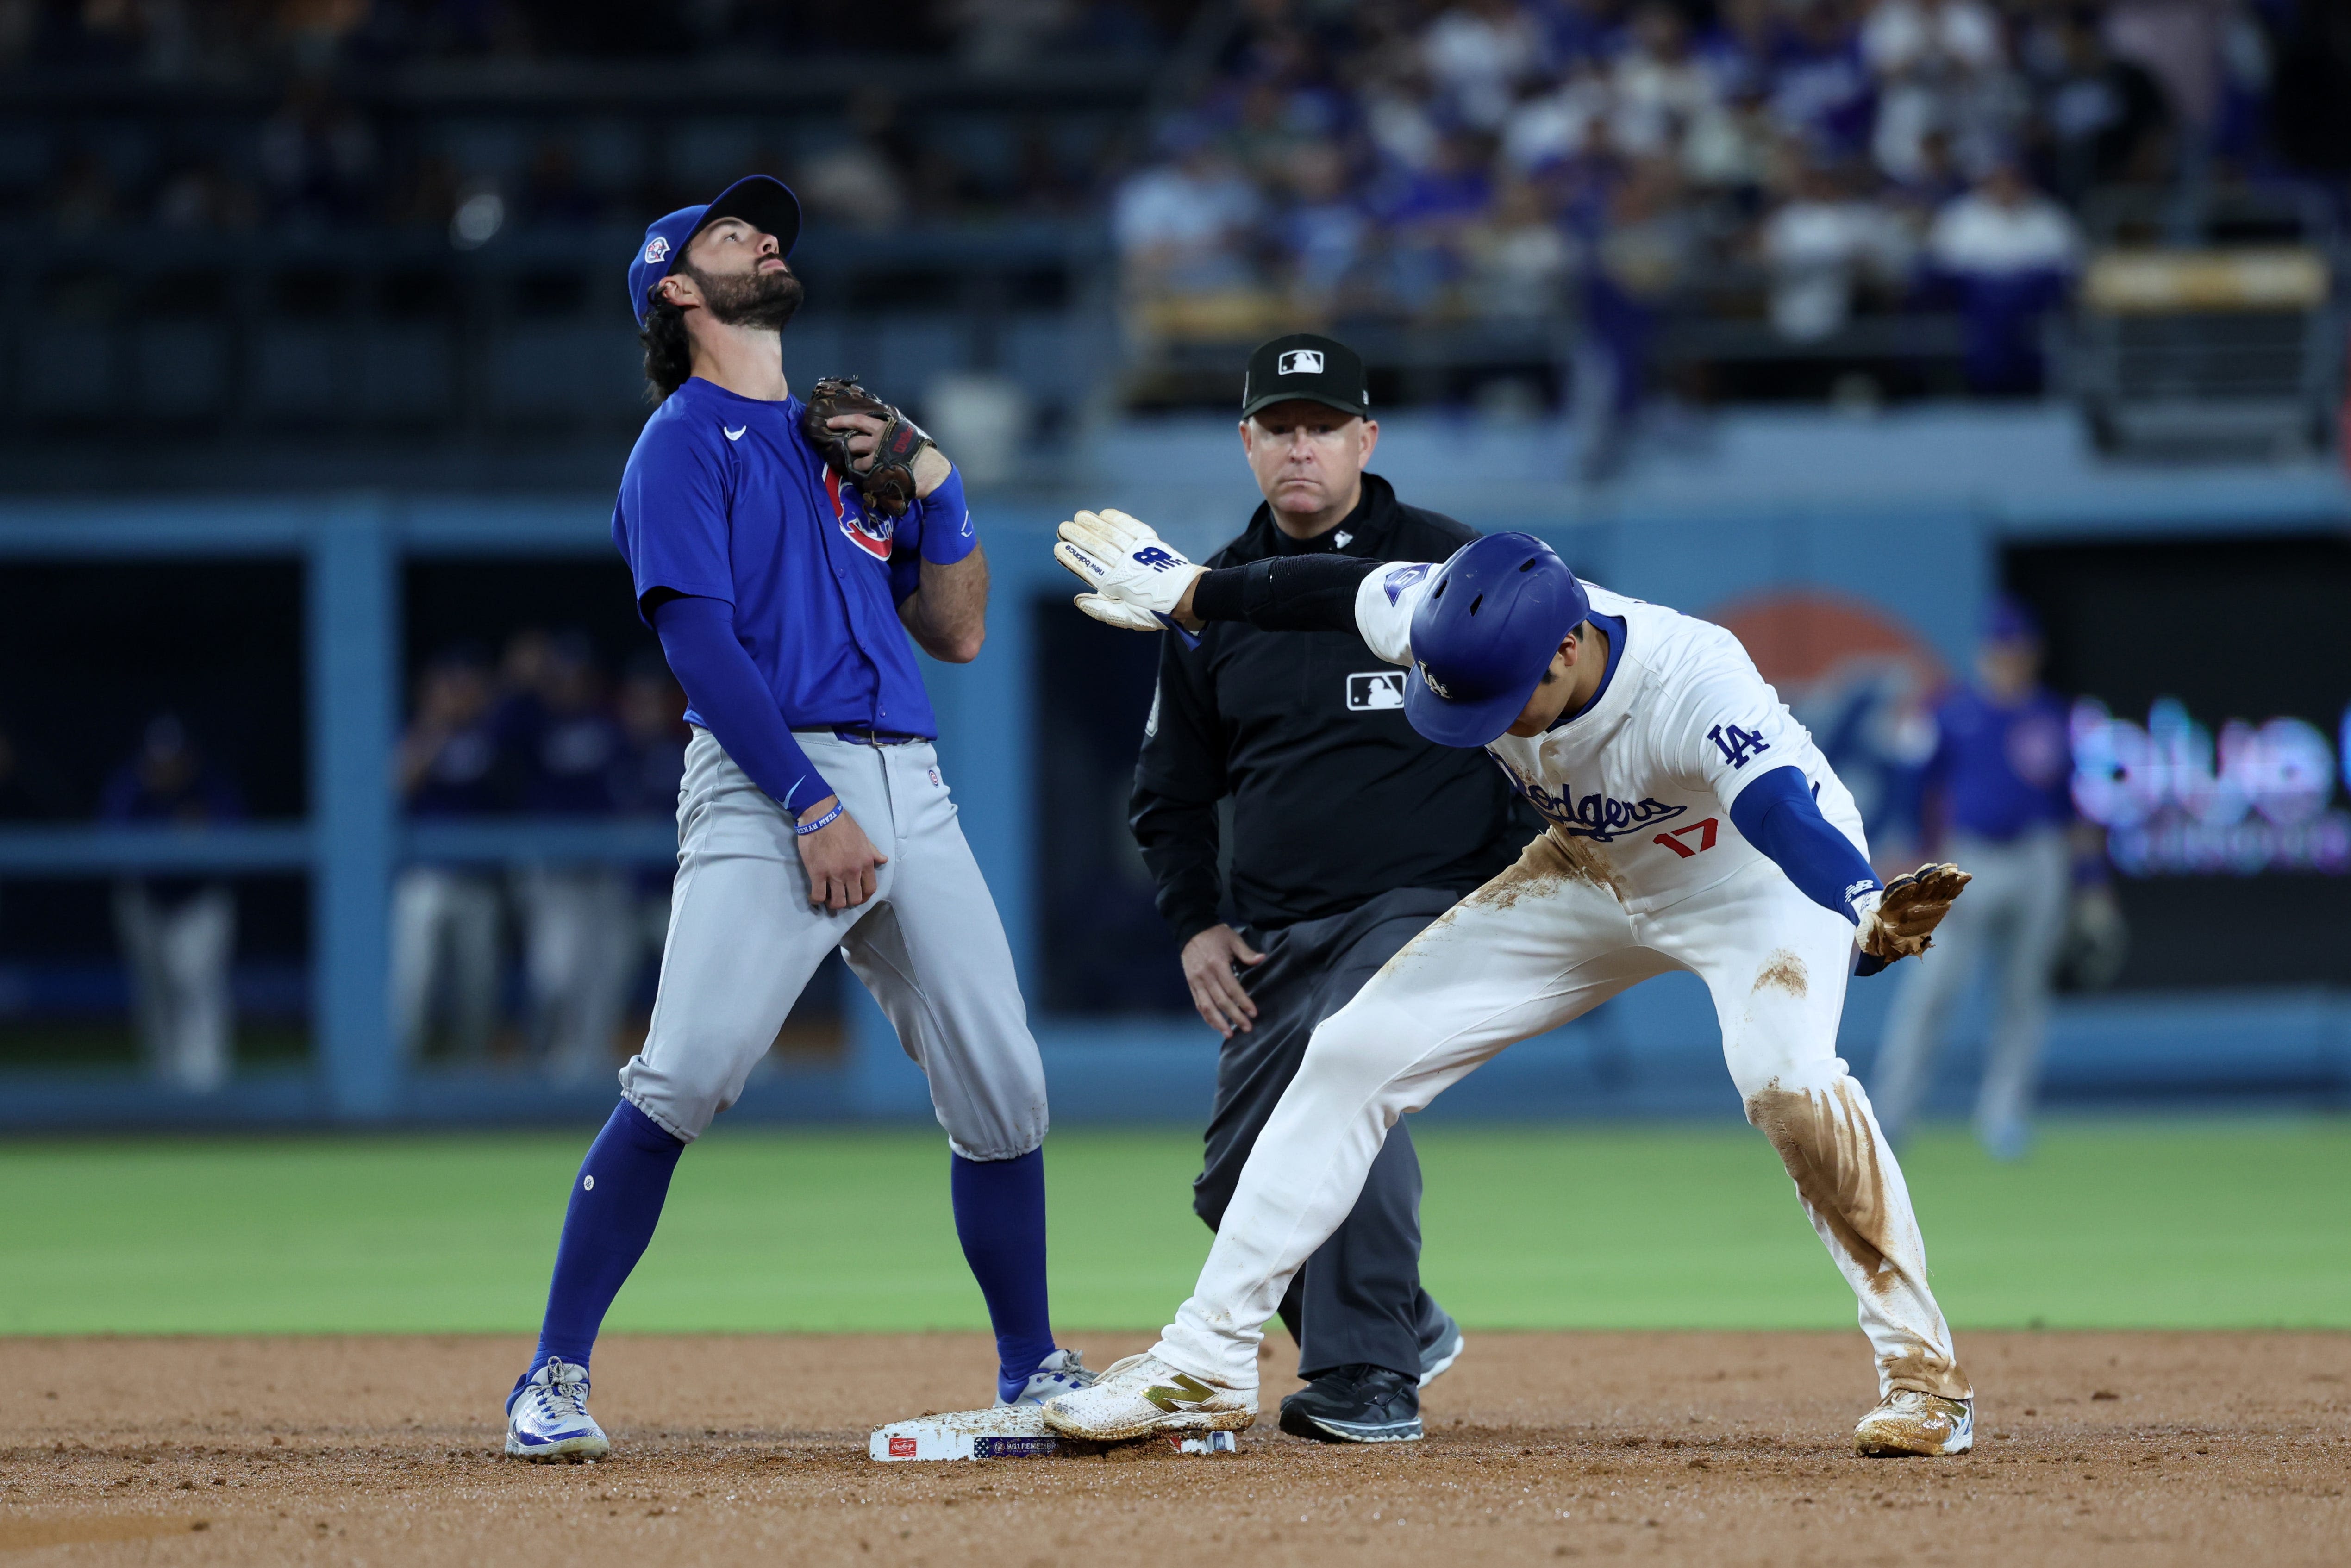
left=1346, top=671, right=1407, bottom=711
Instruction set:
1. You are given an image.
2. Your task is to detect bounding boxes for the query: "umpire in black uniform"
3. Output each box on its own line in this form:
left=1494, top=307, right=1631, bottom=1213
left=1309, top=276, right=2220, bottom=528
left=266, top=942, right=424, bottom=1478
left=1130, top=334, right=1527, bottom=1443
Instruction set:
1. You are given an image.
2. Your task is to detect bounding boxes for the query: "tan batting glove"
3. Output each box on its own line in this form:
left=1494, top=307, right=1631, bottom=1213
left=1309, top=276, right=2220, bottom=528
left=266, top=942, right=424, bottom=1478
left=1854, top=862, right=1972, bottom=964
left=1053, top=508, right=1206, bottom=634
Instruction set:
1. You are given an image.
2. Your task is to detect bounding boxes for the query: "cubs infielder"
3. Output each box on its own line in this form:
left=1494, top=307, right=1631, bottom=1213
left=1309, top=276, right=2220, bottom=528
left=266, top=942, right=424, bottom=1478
left=1040, top=513, right=1977, bottom=1458
left=503, top=175, right=1090, bottom=1461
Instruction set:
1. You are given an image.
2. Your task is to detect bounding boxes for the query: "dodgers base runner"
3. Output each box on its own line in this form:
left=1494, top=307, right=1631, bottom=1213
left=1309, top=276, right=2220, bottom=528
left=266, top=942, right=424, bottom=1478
left=1040, top=513, right=1977, bottom=1458
left=503, top=175, right=1090, bottom=1462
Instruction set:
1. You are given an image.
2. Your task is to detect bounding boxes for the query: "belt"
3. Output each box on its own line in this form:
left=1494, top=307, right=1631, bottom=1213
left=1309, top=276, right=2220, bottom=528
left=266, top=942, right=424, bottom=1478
left=832, top=727, right=927, bottom=747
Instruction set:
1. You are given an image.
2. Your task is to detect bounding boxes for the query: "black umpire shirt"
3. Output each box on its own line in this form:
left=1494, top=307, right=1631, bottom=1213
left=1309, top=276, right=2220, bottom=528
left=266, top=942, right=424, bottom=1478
left=1131, top=472, right=1529, bottom=946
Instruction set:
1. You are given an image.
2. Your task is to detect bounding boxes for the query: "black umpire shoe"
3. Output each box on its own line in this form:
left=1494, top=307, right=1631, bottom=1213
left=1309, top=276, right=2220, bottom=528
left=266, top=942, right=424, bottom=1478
left=1277, top=1363, right=1423, bottom=1443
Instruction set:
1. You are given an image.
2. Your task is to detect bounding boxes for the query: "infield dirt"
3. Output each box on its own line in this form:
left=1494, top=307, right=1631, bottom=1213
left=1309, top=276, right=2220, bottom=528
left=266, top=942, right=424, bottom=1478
left=2, top=1330, right=2344, bottom=1566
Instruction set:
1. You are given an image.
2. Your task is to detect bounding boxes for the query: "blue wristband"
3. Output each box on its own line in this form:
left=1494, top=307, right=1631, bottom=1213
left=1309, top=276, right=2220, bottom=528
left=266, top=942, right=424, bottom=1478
left=794, top=801, right=846, bottom=837
left=917, top=465, right=978, bottom=565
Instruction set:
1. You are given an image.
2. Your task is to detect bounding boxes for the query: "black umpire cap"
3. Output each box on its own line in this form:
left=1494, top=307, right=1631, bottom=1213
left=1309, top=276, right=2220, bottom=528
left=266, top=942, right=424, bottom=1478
left=1241, top=333, right=1371, bottom=422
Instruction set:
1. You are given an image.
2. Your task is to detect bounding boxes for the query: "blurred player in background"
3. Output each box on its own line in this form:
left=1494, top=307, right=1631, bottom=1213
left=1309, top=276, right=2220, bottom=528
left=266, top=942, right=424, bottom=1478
left=1130, top=333, right=1511, bottom=1443
left=508, top=631, right=636, bottom=1084
left=391, top=643, right=504, bottom=1066
left=103, top=716, right=243, bottom=1094
left=505, top=176, right=1089, bottom=1462
left=610, top=650, right=692, bottom=1005
left=1870, top=597, right=2120, bottom=1160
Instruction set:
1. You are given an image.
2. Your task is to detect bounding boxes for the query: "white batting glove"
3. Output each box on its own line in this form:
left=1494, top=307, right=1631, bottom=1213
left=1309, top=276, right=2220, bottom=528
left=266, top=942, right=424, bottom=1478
left=1052, top=508, right=1206, bottom=635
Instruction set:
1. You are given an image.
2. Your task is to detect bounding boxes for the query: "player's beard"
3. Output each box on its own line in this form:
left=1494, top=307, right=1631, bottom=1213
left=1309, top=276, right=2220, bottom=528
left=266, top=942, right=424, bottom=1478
left=688, top=261, right=804, bottom=332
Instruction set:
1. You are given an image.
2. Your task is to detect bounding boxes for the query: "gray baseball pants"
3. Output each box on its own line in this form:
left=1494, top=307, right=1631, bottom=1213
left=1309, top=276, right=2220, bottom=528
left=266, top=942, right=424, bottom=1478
left=618, top=729, right=1048, bottom=1159
left=1194, top=887, right=1460, bottom=1382
left=1870, top=825, right=2070, bottom=1145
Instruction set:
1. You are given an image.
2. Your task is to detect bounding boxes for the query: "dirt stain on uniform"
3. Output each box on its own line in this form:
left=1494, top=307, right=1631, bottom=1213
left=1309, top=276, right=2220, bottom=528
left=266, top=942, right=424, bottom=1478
left=1466, top=827, right=1625, bottom=912
left=1384, top=831, right=1617, bottom=979
left=1744, top=1078, right=1970, bottom=1399
left=1753, top=950, right=1807, bottom=997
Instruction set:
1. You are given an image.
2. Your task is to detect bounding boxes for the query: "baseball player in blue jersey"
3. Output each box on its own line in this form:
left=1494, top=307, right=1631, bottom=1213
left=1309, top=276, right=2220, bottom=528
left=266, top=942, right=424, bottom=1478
left=504, top=175, right=1091, bottom=1462
left=1870, top=596, right=2115, bottom=1159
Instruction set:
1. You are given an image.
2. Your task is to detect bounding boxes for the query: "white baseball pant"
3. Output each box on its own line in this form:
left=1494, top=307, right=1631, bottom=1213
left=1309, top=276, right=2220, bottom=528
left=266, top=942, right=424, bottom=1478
left=113, top=882, right=236, bottom=1095
left=1154, top=831, right=1971, bottom=1402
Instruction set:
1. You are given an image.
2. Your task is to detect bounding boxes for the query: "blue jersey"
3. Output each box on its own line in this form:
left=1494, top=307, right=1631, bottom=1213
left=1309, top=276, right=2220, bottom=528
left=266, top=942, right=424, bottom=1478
left=407, top=719, right=500, bottom=817
left=611, top=376, right=935, bottom=739
left=1922, top=684, right=2072, bottom=842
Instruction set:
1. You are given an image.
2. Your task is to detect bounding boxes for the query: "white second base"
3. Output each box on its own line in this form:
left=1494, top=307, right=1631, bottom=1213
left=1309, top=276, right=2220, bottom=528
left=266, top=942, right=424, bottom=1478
left=870, top=1406, right=1062, bottom=1461
left=868, top=1407, right=1239, bottom=1462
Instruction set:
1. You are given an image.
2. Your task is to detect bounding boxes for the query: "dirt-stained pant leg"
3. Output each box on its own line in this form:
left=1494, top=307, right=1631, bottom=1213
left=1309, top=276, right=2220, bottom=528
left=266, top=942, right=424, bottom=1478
left=1653, top=857, right=1970, bottom=1402
left=1156, top=833, right=1672, bottom=1390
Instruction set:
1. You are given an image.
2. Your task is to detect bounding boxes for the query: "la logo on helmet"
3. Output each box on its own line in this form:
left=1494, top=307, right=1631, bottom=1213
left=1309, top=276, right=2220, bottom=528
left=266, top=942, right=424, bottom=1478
left=1277, top=349, right=1324, bottom=375
left=643, top=236, right=671, bottom=264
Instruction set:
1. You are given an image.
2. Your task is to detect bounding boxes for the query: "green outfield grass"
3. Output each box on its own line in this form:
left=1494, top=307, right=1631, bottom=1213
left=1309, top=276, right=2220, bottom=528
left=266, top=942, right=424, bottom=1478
left=0, top=1121, right=2343, bottom=1336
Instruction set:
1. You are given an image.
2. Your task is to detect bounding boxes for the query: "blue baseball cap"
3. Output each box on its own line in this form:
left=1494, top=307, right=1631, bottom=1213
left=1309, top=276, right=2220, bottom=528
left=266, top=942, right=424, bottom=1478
left=625, top=174, right=803, bottom=327
left=1983, top=593, right=2041, bottom=645
left=1404, top=533, right=1592, bottom=748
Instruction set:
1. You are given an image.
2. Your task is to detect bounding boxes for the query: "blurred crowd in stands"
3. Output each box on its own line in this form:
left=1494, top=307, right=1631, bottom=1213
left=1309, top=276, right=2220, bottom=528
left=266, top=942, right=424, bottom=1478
left=0, top=630, right=694, bottom=1090
left=6, top=0, right=1188, bottom=243
left=0, top=0, right=1189, bottom=73
left=1114, top=0, right=2351, bottom=400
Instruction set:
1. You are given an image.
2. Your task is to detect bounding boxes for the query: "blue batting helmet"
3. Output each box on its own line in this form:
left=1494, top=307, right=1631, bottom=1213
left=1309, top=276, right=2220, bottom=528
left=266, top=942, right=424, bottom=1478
left=1403, top=533, right=1592, bottom=747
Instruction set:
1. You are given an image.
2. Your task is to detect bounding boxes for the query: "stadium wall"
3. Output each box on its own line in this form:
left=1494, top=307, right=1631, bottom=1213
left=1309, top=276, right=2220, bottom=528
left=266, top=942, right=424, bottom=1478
left=1, top=405, right=2346, bottom=1128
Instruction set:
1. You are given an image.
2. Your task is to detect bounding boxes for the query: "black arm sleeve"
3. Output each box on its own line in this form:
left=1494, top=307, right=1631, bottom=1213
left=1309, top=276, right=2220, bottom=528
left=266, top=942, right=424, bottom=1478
left=1129, top=632, right=1231, bottom=947
left=1187, top=554, right=1380, bottom=634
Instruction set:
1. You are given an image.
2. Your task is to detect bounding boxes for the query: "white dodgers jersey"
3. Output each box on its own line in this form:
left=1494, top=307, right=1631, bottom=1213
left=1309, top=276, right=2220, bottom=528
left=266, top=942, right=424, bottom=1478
left=1354, top=568, right=1868, bottom=918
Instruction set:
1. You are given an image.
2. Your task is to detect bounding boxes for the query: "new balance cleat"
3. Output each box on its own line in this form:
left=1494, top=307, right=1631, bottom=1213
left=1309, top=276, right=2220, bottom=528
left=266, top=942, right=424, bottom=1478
left=1855, top=1390, right=1974, bottom=1456
left=505, top=1357, right=610, bottom=1463
left=1279, top=1364, right=1423, bottom=1443
left=998, top=1347, right=1097, bottom=1407
left=1041, top=1351, right=1256, bottom=1443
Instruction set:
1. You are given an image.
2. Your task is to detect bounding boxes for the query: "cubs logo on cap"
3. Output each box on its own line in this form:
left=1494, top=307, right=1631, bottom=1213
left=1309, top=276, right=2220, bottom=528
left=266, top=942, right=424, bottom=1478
left=625, top=175, right=802, bottom=327
left=1277, top=348, right=1324, bottom=375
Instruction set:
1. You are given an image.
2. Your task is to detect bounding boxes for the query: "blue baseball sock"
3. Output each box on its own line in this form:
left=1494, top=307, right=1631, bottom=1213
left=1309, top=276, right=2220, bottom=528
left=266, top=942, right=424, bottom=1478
left=518, top=1099, right=686, bottom=1398
left=949, top=1148, right=1057, bottom=1402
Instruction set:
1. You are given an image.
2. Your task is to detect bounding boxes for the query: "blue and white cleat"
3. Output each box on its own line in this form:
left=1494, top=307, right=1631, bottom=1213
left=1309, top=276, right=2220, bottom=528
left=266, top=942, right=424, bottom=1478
left=1855, top=1390, right=1974, bottom=1456
left=997, top=1348, right=1097, bottom=1407
left=505, top=1357, right=611, bottom=1463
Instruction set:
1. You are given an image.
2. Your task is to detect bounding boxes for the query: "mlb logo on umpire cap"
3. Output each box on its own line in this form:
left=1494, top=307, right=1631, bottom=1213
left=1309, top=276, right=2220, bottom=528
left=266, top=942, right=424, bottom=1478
left=1241, top=333, right=1369, bottom=421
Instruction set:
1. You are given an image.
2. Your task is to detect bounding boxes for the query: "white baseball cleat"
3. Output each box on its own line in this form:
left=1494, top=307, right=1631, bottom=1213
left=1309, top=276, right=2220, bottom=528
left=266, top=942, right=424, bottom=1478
left=1041, top=1351, right=1257, bottom=1443
left=1854, top=1389, right=1974, bottom=1456
left=505, top=1357, right=611, bottom=1463
left=998, top=1347, right=1097, bottom=1407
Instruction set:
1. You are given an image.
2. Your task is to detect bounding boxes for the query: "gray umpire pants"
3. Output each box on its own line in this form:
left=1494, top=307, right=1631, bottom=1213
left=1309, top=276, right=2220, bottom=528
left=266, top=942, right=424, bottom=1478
left=619, top=728, right=1048, bottom=1159
left=1870, top=825, right=2070, bottom=1144
left=1194, top=886, right=1459, bottom=1382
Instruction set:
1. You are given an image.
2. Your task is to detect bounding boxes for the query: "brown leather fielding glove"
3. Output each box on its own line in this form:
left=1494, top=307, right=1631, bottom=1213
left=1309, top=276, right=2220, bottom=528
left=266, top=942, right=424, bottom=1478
left=798, top=375, right=934, bottom=518
left=1857, top=862, right=1972, bottom=964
